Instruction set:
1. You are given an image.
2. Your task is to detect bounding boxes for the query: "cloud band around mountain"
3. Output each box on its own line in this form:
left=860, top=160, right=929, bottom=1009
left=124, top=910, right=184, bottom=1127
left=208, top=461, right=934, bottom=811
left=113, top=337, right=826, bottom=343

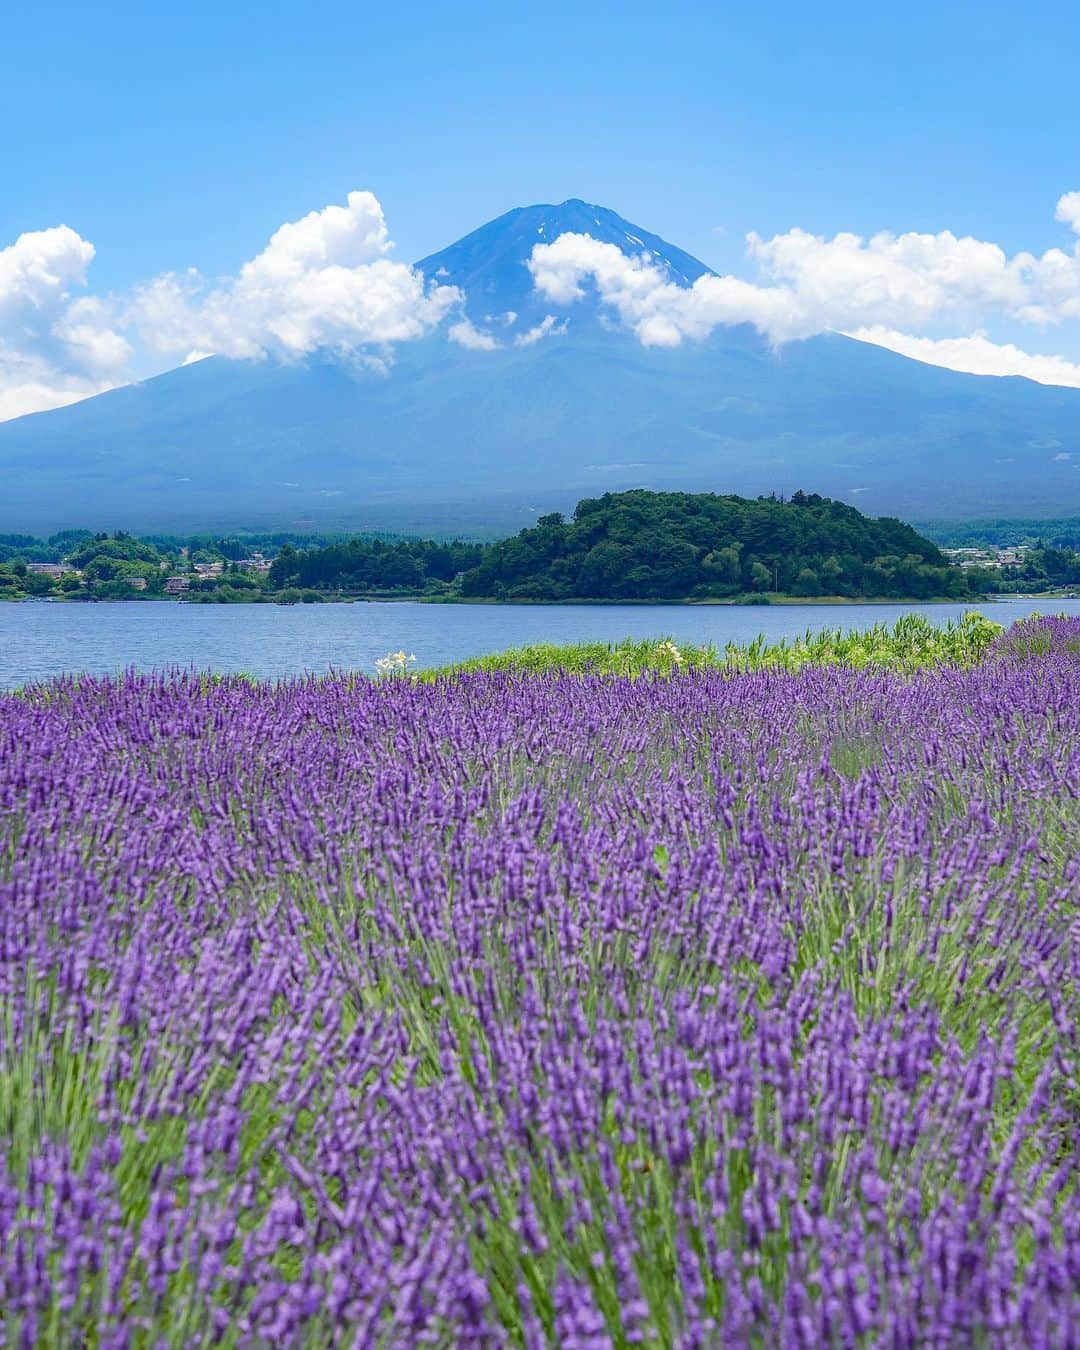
left=845, top=328, right=1080, bottom=388
left=526, top=192, right=1080, bottom=386
left=4, top=189, right=1080, bottom=421
left=0, top=192, right=459, bottom=420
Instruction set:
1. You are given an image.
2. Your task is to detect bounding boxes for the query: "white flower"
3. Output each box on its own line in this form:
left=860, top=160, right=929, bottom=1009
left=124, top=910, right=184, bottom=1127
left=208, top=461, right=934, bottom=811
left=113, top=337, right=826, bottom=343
left=375, top=649, right=419, bottom=677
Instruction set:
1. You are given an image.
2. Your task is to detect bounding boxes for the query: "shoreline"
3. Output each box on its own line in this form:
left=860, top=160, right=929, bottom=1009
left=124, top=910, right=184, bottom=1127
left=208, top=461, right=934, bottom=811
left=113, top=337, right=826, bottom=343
left=5, top=589, right=1078, bottom=609
left=2, top=591, right=1019, bottom=608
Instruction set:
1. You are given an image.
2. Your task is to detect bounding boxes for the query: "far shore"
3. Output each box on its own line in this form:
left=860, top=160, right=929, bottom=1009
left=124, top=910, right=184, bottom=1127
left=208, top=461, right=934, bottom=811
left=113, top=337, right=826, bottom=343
left=417, top=593, right=986, bottom=607
left=7, top=590, right=1077, bottom=608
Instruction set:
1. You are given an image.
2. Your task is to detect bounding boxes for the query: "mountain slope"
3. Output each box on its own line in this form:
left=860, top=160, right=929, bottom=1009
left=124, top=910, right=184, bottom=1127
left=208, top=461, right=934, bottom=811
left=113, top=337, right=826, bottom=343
left=2, top=199, right=1080, bottom=534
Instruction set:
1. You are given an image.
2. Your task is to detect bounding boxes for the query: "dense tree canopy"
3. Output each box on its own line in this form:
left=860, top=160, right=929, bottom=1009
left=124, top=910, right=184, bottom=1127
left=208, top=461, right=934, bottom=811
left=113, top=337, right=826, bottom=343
left=67, top=532, right=163, bottom=571
left=0, top=494, right=1014, bottom=602
left=268, top=538, right=486, bottom=593
left=922, top=517, right=1080, bottom=551
left=458, top=490, right=979, bottom=600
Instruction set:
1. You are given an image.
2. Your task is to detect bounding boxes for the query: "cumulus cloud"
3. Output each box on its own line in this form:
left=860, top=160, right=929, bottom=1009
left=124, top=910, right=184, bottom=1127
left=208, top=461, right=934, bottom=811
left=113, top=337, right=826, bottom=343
left=448, top=317, right=501, bottom=350
left=848, top=327, right=1080, bottom=389
left=0, top=225, right=95, bottom=327
left=0, top=192, right=460, bottom=421
left=528, top=234, right=797, bottom=346
left=513, top=314, right=568, bottom=347
left=1055, top=191, right=1080, bottom=234
left=528, top=194, right=1080, bottom=376
left=128, top=192, right=460, bottom=362
left=0, top=224, right=131, bottom=419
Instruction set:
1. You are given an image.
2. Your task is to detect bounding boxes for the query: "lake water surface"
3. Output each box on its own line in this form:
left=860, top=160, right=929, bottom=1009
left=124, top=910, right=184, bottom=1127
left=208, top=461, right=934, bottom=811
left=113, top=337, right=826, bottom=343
left=2, top=597, right=1078, bottom=689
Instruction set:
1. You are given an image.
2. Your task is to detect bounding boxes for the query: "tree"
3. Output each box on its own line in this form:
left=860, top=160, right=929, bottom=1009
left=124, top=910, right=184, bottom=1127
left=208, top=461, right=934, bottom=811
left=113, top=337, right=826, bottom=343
left=750, top=561, right=772, bottom=592
left=820, top=555, right=846, bottom=596
left=23, top=573, right=57, bottom=596
left=82, top=557, right=124, bottom=583
left=574, top=541, right=636, bottom=598
left=792, top=567, right=821, bottom=597
left=268, top=544, right=299, bottom=589
left=703, top=544, right=742, bottom=585
left=69, top=536, right=160, bottom=569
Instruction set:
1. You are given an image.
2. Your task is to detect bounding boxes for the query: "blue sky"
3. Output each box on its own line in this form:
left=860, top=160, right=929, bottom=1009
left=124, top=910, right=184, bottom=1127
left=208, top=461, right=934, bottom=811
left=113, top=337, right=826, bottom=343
left=4, top=0, right=1080, bottom=418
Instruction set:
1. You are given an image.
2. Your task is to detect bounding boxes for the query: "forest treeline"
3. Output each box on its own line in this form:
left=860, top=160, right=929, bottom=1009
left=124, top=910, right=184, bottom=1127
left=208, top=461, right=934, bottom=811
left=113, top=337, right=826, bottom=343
left=452, top=491, right=986, bottom=600
left=2, top=491, right=1026, bottom=602
left=268, top=538, right=485, bottom=592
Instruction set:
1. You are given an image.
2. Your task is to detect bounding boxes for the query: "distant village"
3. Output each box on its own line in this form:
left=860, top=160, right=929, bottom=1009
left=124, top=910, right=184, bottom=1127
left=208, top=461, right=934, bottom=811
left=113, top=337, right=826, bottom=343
left=0, top=532, right=284, bottom=602
left=941, top=545, right=1079, bottom=595
left=23, top=549, right=273, bottom=595
left=940, top=546, right=1029, bottom=571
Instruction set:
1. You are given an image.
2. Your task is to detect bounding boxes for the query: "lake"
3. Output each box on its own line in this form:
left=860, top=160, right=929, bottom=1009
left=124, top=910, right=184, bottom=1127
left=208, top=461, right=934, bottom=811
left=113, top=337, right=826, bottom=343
left=2, top=597, right=1077, bottom=689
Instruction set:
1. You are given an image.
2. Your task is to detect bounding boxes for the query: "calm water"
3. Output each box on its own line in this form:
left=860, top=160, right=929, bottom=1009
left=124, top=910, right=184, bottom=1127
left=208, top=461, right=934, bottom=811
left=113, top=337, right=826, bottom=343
left=2, top=597, right=1078, bottom=689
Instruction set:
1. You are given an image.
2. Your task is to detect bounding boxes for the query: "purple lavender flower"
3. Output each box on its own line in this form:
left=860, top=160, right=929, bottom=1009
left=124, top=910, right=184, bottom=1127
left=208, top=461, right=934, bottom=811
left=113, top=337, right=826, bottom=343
left=0, top=622, right=1077, bottom=1343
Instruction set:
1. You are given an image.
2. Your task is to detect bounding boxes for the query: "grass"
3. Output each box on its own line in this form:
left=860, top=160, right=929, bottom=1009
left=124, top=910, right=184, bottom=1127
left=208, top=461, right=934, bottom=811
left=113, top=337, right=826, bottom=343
left=423, top=611, right=1004, bottom=680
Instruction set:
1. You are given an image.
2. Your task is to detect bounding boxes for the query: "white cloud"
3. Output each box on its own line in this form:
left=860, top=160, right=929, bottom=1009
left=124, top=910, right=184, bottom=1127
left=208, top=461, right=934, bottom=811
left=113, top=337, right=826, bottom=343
left=0, top=364, right=113, bottom=422
left=450, top=309, right=568, bottom=351
left=0, top=192, right=461, bottom=421
left=848, top=327, right=1080, bottom=389
left=1055, top=191, right=1080, bottom=234
left=528, top=193, right=1080, bottom=370
left=0, top=224, right=130, bottom=420
left=128, top=191, right=460, bottom=362
left=0, top=225, right=94, bottom=324
left=529, top=232, right=806, bottom=345
left=745, top=227, right=1030, bottom=333
left=513, top=314, right=568, bottom=347
left=448, top=317, right=500, bottom=350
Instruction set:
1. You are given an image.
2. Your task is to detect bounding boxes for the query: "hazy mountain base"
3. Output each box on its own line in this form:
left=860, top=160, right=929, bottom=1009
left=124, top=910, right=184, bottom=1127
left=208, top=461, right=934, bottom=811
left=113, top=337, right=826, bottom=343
left=5, top=329, right=1080, bottom=536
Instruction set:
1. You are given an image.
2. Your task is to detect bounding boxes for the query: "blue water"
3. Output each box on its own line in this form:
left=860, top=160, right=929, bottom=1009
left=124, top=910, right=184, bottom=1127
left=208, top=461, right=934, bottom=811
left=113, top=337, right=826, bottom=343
left=1, top=597, right=1078, bottom=689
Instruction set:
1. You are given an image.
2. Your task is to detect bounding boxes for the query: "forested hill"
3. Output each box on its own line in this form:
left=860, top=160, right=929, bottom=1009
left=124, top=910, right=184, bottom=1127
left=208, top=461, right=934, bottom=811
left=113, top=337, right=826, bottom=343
left=458, top=490, right=981, bottom=601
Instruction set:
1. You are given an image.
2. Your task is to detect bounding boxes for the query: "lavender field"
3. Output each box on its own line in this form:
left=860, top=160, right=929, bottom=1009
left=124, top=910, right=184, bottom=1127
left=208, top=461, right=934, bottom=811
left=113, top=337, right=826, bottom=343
left=1, top=618, right=1078, bottom=1345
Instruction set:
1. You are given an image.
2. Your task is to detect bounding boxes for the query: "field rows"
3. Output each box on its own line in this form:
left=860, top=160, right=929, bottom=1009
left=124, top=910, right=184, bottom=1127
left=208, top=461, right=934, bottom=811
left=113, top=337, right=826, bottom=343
left=0, top=617, right=1077, bottom=1345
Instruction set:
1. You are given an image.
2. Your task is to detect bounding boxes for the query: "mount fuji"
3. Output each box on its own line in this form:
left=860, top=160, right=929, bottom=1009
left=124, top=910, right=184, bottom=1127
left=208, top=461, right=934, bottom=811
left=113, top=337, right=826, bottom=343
left=3, top=198, right=1080, bottom=535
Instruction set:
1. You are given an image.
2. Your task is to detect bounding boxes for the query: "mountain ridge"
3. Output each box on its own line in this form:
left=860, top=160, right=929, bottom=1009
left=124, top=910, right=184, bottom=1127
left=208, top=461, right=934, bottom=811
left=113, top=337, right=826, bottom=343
left=2, top=198, right=1080, bottom=533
